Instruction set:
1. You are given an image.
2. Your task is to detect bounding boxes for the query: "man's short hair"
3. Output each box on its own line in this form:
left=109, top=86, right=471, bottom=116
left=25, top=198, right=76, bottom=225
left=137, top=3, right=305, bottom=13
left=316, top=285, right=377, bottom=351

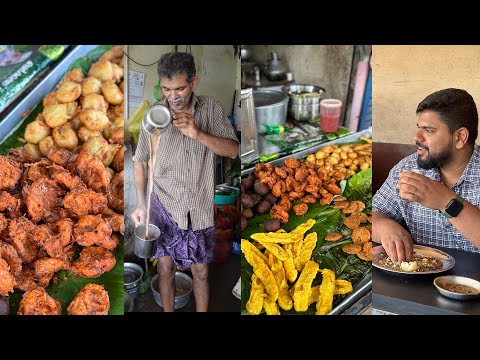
left=157, top=52, right=196, bottom=83
left=416, top=88, right=478, bottom=145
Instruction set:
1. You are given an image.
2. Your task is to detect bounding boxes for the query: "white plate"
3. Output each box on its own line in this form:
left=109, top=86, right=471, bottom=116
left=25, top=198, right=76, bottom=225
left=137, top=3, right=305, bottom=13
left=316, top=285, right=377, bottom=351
left=372, top=244, right=455, bottom=275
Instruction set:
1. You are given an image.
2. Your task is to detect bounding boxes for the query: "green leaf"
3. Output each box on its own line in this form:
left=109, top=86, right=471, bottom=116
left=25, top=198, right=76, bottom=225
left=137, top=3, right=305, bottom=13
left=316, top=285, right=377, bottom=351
left=343, top=168, right=372, bottom=210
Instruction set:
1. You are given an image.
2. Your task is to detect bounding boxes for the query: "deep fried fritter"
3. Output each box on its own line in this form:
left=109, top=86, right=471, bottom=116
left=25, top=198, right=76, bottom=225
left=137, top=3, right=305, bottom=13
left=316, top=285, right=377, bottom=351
left=34, top=257, right=70, bottom=288
left=0, top=258, right=15, bottom=296
left=107, top=170, right=123, bottom=212
left=320, top=193, right=334, bottom=205
left=293, top=182, right=307, bottom=193
left=293, top=203, right=308, bottom=216
left=272, top=180, right=286, bottom=197
left=21, top=159, right=52, bottom=186
left=23, top=178, right=65, bottom=223
left=5, top=147, right=36, bottom=165
left=0, top=241, right=22, bottom=275
left=63, top=188, right=108, bottom=217
left=278, top=195, right=292, bottom=212
left=306, top=175, right=322, bottom=186
left=111, top=147, right=124, bottom=172
left=0, top=191, right=19, bottom=212
left=104, top=213, right=124, bottom=235
left=14, top=264, right=37, bottom=291
left=49, top=164, right=85, bottom=190
left=71, top=246, right=116, bottom=278
left=0, top=156, right=22, bottom=191
left=0, top=213, right=7, bottom=234
left=301, top=195, right=317, bottom=204
left=67, top=283, right=110, bottom=315
left=294, top=167, right=309, bottom=182
left=31, top=219, right=74, bottom=261
left=325, top=182, right=342, bottom=195
left=284, top=158, right=300, bottom=169
left=73, top=151, right=110, bottom=193
left=270, top=204, right=289, bottom=224
left=17, top=288, right=61, bottom=315
left=74, top=215, right=113, bottom=249
left=8, top=218, right=37, bottom=263
left=46, top=146, right=76, bottom=167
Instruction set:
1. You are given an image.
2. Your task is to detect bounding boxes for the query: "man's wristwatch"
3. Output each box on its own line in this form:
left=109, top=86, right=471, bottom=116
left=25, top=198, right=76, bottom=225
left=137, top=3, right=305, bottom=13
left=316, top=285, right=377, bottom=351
left=442, top=195, right=464, bottom=218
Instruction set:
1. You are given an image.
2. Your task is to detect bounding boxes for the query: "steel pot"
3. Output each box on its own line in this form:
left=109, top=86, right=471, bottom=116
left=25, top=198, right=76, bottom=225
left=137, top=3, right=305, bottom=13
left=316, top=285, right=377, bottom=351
left=253, top=89, right=288, bottom=133
left=282, top=84, right=326, bottom=122
left=142, top=104, right=171, bottom=133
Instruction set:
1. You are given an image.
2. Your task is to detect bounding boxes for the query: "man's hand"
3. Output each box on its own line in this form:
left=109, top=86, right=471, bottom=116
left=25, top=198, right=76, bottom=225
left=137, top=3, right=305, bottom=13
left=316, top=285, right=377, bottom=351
left=172, top=112, right=200, bottom=139
left=131, top=207, right=146, bottom=226
left=373, top=216, right=414, bottom=262
left=397, top=171, right=455, bottom=211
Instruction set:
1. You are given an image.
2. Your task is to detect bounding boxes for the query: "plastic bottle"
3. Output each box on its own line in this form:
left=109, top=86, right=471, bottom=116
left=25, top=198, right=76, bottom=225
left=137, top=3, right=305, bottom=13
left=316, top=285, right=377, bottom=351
left=265, top=125, right=289, bottom=134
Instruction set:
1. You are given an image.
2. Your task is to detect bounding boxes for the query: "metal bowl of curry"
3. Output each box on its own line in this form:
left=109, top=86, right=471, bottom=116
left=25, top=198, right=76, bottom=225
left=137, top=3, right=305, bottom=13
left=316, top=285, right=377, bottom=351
left=434, top=275, right=480, bottom=300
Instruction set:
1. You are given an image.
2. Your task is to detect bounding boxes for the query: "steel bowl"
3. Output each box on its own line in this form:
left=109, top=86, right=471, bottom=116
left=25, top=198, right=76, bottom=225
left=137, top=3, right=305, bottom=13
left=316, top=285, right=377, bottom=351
left=124, top=292, right=134, bottom=313
left=151, top=272, right=193, bottom=310
left=433, top=275, right=480, bottom=300
left=124, top=262, right=144, bottom=299
left=282, top=84, right=326, bottom=122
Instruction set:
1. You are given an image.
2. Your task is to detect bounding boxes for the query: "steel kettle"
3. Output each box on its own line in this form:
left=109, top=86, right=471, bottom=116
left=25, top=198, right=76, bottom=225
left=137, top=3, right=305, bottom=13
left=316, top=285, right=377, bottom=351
left=264, top=51, right=287, bottom=81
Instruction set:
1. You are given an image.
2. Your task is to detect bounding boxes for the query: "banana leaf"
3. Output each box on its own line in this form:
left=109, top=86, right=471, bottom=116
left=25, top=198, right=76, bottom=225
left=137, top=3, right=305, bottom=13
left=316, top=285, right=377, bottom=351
left=241, top=166, right=372, bottom=315
left=2, top=45, right=124, bottom=315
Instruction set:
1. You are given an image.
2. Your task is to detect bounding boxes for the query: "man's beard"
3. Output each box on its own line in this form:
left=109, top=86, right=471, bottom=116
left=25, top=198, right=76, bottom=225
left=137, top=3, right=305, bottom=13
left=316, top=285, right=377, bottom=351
left=416, top=139, right=454, bottom=169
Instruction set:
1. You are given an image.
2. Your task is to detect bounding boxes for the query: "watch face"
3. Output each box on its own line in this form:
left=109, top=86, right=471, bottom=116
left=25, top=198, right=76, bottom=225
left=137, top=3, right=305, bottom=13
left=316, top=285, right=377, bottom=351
left=446, top=198, right=463, bottom=217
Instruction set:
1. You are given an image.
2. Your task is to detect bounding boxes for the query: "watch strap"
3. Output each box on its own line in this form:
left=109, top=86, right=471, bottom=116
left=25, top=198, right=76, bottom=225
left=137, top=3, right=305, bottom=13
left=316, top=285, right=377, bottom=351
left=442, top=195, right=463, bottom=218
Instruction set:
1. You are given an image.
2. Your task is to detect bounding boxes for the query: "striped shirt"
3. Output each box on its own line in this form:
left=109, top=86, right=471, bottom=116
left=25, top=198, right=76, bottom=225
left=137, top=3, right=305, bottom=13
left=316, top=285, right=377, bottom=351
left=373, top=145, right=480, bottom=253
left=132, top=93, right=238, bottom=231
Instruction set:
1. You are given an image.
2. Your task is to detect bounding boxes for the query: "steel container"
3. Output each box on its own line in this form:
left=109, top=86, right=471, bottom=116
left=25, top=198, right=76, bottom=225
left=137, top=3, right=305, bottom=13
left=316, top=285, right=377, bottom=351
left=134, top=224, right=160, bottom=259
left=151, top=272, right=193, bottom=310
left=253, top=89, right=288, bottom=133
left=282, top=84, right=326, bottom=122
left=124, top=262, right=144, bottom=299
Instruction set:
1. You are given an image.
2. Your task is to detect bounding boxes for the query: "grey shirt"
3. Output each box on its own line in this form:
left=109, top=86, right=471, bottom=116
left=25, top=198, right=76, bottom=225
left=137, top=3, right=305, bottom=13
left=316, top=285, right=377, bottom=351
left=132, top=93, right=238, bottom=231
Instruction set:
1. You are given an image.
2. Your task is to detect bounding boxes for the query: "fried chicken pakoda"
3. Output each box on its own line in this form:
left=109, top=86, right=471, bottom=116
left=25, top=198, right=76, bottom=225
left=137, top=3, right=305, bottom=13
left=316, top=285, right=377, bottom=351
left=17, top=288, right=61, bottom=315
left=74, top=215, right=114, bottom=249
left=0, top=156, right=22, bottom=191
left=67, top=283, right=110, bottom=315
left=0, top=242, right=22, bottom=276
left=0, top=258, right=15, bottom=296
left=71, top=246, right=116, bottom=278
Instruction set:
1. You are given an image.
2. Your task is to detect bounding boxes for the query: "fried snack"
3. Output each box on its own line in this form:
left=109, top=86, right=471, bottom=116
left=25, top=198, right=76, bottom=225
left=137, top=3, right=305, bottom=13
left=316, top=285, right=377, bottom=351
left=31, top=220, right=73, bottom=261
left=23, top=178, right=65, bottom=223
left=268, top=252, right=292, bottom=311
left=64, top=68, right=85, bottom=84
left=343, top=215, right=361, bottom=229
left=294, top=232, right=317, bottom=272
left=34, top=257, right=70, bottom=288
left=43, top=104, right=69, bottom=128
left=81, top=77, right=102, bottom=96
left=0, top=258, right=15, bottom=296
left=24, top=119, right=51, bottom=144
left=8, top=217, right=37, bottom=263
left=256, top=240, right=288, bottom=261
left=357, top=250, right=372, bottom=261
left=107, top=170, right=124, bottom=212
left=263, top=297, right=281, bottom=315
left=67, top=283, right=110, bottom=315
left=98, top=46, right=124, bottom=64
left=0, top=213, right=8, bottom=234
left=292, top=260, right=319, bottom=312
left=0, top=191, right=18, bottom=212
left=351, top=227, right=370, bottom=244
left=307, top=279, right=353, bottom=306
left=81, top=93, right=109, bottom=113
left=52, top=123, right=79, bottom=150
left=333, top=196, right=347, bottom=202
left=246, top=274, right=265, bottom=315
left=282, top=248, right=298, bottom=283
left=88, top=59, right=113, bottom=82
left=293, top=203, right=308, bottom=216
left=43, top=92, right=59, bottom=106
left=0, top=156, right=22, bottom=190
left=55, top=81, right=82, bottom=103
left=14, top=264, right=37, bottom=291
left=316, top=268, right=336, bottom=315
left=101, top=80, right=123, bottom=105
left=17, top=288, right=61, bottom=315
left=63, top=188, right=108, bottom=216
left=250, top=231, right=302, bottom=244
left=241, top=240, right=279, bottom=302
left=0, top=242, right=22, bottom=276
left=74, top=215, right=113, bottom=249
left=71, top=246, right=116, bottom=278
left=241, top=239, right=268, bottom=263
left=324, top=232, right=343, bottom=241
left=79, top=109, right=110, bottom=131
left=73, top=150, right=110, bottom=193
left=342, top=243, right=362, bottom=255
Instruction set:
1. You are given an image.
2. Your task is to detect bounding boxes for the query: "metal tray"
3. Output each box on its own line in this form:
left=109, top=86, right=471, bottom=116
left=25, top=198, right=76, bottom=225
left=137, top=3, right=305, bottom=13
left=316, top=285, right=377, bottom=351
left=0, top=45, right=100, bottom=143
left=241, top=128, right=373, bottom=314
left=241, top=127, right=372, bottom=176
